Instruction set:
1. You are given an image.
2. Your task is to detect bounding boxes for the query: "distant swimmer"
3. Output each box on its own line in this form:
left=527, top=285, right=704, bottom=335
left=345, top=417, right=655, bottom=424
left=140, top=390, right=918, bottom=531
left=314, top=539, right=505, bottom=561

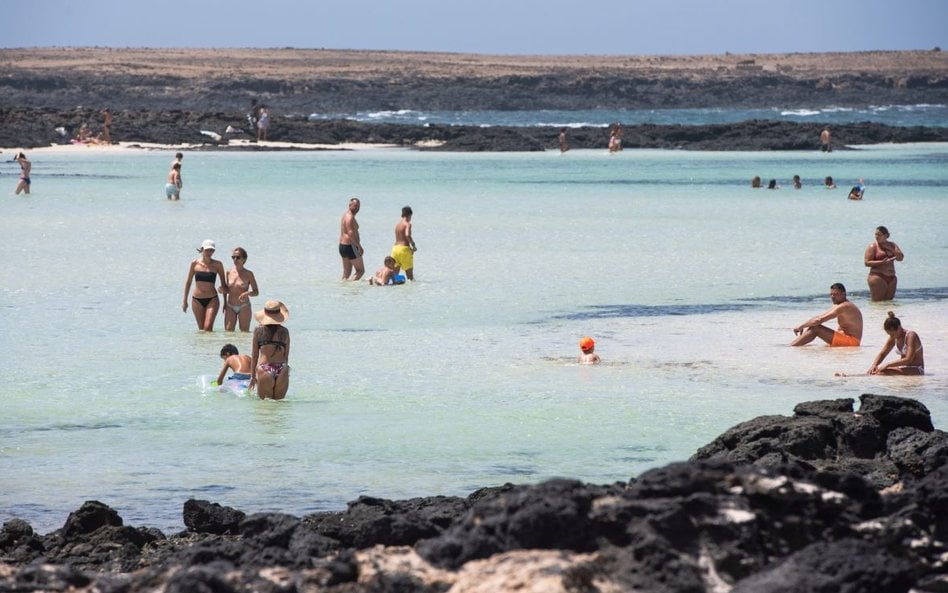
left=824, top=176, right=836, bottom=189
left=767, top=179, right=779, bottom=190
left=867, top=312, right=924, bottom=375
left=791, top=283, right=863, bottom=347
left=250, top=300, right=290, bottom=400
left=559, top=128, right=569, bottom=153
left=848, top=179, right=865, bottom=200
left=14, top=152, right=30, bottom=195
left=578, top=336, right=601, bottom=364
left=367, top=256, right=405, bottom=286
left=390, top=205, right=417, bottom=280
left=864, top=225, right=904, bottom=301
left=224, top=246, right=259, bottom=332
left=751, top=176, right=761, bottom=188
left=793, top=175, right=802, bottom=189
left=339, top=197, right=365, bottom=281
left=166, top=162, right=182, bottom=200
left=217, top=344, right=253, bottom=387
left=820, top=127, right=832, bottom=152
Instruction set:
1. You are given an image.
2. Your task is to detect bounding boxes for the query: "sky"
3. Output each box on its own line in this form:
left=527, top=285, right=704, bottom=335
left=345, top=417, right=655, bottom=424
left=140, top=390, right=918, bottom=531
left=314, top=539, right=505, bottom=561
left=2, top=0, right=946, bottom=55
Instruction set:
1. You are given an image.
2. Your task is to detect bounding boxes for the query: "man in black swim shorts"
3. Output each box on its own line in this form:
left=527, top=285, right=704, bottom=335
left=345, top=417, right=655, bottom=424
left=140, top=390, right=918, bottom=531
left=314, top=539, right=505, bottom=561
left=338, top=197, right=365, bottom=280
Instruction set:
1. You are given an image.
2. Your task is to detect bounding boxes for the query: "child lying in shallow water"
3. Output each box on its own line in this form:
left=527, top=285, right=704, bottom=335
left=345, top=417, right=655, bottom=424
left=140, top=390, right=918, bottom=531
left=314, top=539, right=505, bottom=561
left=367, top=256, right=406, bottom=286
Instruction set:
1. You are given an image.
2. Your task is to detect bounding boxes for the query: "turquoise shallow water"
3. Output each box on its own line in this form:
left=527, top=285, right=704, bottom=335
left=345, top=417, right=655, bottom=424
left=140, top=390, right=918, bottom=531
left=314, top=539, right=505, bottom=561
left=2, top=144, right=947, bottom=533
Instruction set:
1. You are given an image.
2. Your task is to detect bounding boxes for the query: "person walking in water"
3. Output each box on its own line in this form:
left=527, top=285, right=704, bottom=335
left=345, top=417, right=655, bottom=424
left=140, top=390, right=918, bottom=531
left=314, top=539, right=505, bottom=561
left=182, top=239, right=228, bottom=331
left=865, top=225, right=904, bottom=302
left=867, top=312, right=924, bottom=375
left=390, top=205, right=417, bottom=280
left=166, top=162, right=182, bottom=200
left=250, top=300, right=291, bottom=400
left=791, top=283, right=863, bottom=347
left=820, top=127, right=832, bottom=152
left=339, top=197, right=365, bottom=280
left=223, top=246, right=259, bottom=332
left=14, top=152, right=31, bottom=195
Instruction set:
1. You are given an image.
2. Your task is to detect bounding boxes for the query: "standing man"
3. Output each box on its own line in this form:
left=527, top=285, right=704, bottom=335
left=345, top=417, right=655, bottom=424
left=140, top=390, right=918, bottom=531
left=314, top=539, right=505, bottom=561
left=100, top=108, right=112, bottom=144
left=558, top=129, right=569, bottom=153
left=791, top=283, right=863, bottom=347
left=391, top=206, right=417, bottom=280
left=820, top=127, right=832, bottom=152
left=339, top=197, right=365, bottom=280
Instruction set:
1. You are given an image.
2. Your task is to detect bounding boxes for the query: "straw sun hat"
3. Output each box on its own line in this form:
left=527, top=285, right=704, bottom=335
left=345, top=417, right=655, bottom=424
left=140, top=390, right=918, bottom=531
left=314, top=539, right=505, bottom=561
left=255, top=300, right=289, bottom=325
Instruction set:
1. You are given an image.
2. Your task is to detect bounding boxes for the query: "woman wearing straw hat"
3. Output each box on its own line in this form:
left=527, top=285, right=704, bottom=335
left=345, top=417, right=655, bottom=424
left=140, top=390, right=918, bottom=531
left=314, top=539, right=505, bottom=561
left=182, top=240, right=228, bottom=331
left=249, top=300, right=290, bottom=400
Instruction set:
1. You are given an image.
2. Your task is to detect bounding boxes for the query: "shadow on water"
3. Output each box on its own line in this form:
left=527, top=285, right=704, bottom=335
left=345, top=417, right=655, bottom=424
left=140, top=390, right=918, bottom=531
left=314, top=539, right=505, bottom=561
left=548, top=287, right=948, bottom=321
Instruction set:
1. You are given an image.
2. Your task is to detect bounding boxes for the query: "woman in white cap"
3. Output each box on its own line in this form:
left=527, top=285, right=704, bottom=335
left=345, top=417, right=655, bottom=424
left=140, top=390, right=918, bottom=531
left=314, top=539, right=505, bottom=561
left=182, top=239, right=228, bottom=331
left=250, top=300, right=290, bottom=400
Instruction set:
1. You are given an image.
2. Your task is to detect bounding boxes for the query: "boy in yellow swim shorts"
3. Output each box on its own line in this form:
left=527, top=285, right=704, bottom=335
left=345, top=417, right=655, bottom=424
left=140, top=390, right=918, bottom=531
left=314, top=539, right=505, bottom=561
left=390, top=206, right=417, bottom=280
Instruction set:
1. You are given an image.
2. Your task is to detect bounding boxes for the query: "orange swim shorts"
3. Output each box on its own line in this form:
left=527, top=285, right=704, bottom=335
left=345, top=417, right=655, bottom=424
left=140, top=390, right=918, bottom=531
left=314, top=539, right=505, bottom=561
left=830, top=330, right=860, bottom=347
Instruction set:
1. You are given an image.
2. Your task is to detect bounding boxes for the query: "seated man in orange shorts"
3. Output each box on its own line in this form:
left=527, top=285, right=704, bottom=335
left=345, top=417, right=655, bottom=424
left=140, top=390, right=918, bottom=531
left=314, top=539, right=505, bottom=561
left=791, top=283, right=863, bottom=347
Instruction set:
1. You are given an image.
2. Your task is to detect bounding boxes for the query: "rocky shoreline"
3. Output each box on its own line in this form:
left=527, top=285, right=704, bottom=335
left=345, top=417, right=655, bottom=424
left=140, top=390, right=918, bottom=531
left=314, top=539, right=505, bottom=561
left=3, top=394, right=946, bottom=592
left=4, top=107, right=948, bottom=152
left=2, top=48, right=947, bottom=151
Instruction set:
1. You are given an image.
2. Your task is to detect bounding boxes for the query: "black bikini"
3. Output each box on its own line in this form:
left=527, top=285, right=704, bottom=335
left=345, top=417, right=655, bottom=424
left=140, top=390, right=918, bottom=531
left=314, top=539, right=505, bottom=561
left=192, top=295, right=219, bottom=308
left=192, top=269, right=219, bottom=308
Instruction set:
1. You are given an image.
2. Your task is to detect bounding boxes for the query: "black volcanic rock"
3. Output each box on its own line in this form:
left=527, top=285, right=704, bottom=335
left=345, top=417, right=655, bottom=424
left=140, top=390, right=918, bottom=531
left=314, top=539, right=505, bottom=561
left=2, top=394, right=947, bottom=592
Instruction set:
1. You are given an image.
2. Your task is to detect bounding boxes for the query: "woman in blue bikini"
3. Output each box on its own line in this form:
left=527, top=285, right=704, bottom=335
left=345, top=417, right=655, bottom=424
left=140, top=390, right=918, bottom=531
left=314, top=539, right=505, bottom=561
left=182, top=239, right=228, bottom=331
left=224, top=246, right=259, bottom=332
left=250, top=300, right=290, bottom=400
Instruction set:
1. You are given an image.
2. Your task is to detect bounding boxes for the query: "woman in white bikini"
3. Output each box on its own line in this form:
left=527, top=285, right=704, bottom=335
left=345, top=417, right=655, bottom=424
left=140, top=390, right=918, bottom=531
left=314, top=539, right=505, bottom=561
left=868, top=311, right=924, bottom=376
left=223, top=246, right=259, bottom=332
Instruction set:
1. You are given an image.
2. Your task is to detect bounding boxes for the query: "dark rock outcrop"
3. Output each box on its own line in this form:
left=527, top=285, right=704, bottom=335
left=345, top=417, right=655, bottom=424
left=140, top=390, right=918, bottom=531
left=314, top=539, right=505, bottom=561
left=2, top=393, right=946, bottom=592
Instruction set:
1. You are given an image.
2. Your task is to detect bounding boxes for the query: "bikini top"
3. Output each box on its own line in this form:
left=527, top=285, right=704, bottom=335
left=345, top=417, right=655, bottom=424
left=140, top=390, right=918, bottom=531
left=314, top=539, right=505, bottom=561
left=195, top=270, right=216, bottom=283
left=257, top=327, right=287, bottom=351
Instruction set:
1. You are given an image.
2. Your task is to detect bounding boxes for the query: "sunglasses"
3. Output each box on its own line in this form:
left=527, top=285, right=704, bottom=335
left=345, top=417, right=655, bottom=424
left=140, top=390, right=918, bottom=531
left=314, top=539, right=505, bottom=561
left=231, top=255, right=243, bottom=260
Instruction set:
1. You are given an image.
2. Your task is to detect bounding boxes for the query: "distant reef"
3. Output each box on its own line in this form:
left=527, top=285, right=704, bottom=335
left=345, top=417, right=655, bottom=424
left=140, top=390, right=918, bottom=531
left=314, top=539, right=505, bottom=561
left=2, top=394, right=948, bottom=593
left=1, top=48, right=947, bottom=151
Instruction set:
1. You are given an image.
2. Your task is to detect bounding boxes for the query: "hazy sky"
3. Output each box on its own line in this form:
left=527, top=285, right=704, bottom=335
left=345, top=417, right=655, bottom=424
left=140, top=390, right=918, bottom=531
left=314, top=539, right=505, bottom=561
left=2, top=0, right=945, bottom=55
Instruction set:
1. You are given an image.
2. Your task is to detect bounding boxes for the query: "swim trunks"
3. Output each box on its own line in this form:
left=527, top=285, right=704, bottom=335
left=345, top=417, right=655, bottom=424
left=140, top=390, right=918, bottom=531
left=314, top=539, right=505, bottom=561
left=165, top=183, right=180, bottom=198
left=391, top=244, right=414, bottom=270
left=338, top=243, right=359, bottom=260
left=228, top=373, right=252, bottom=381
left=830, top=330, right=860, bottom=347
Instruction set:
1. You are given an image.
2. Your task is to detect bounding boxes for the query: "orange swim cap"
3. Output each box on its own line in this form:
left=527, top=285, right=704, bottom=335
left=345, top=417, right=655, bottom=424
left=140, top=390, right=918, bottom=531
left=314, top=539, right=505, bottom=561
left=579, top=337, right=595, bottom=351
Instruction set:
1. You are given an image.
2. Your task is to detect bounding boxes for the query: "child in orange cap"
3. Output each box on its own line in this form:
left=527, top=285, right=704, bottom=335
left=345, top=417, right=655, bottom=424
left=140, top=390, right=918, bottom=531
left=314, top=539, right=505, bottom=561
left=578, top=336, right=601, bottom=365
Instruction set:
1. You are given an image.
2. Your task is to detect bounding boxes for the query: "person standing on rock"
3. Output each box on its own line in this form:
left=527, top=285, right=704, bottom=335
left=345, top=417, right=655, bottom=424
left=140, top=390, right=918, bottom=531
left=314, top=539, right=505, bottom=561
left=257, top=106, right=270, bottom=142
left=791, top=283, right=863, bottom=347
left=559, top=129, right=569, bottom=153
left=820, top=127, right=832, bottom=152
left=339, top=197, right=365, bottom=280
left=100, top=108, right=112, bottom=144
left=390, top=206, right=417, bottom=281
left=14, top=152, right=31, bottom=195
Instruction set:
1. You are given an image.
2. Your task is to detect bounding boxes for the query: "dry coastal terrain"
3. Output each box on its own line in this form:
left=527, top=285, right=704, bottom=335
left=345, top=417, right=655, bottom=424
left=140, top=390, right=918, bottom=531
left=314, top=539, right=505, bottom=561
left=1, top=47, right=947, bottom=149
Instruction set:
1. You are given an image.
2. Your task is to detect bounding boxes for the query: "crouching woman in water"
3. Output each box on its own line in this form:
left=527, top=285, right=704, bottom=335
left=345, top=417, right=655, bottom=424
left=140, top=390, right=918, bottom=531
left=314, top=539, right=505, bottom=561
left=868, top=311, right=924, bottom=376
left=250, top=300, right=290, bottom=399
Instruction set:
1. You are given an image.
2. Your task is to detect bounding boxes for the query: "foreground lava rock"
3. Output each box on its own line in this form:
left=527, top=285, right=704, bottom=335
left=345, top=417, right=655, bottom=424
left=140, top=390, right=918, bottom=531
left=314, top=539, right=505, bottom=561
left=2, top=394, right=946, bottom=592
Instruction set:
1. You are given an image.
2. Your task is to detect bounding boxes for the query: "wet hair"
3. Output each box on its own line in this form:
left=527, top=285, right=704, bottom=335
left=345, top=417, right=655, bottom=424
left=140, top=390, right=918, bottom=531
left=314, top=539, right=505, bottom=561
left=751, top=176, right=761, bottom=188
left=883, top=311, right=902, bottom=331
left=172, top=163, right=181, bottom=170
left=220, top=344, right=239, bottom=358
left=876, top=225, right=890, bottom=238
left=767, top=179, right=777, bottom=189
left=232, top=246, right=248, bottom=260
left=825, top=176, right=834, bottom=185
left=402, top=206, right=413, bottom=217
left=15, top=152, right=26, bottom=160
left=175, top=152, right=184, bottom=159
left=830, top=282, right=846, bottom=293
